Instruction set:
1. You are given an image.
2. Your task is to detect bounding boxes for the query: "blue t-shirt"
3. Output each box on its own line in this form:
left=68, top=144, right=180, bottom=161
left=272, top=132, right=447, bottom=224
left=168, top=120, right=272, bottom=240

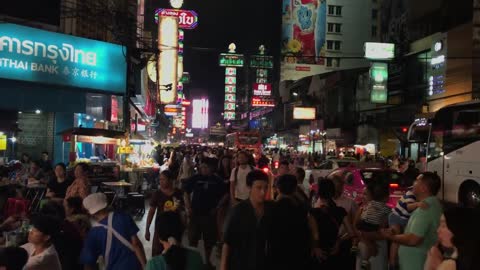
left=80, top=212, right=142, bottom=270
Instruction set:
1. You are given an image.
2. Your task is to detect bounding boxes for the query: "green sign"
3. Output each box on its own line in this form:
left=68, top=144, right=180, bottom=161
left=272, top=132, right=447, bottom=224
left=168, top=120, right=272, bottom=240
left=219, top=53, right=244, bottom=67
left=180, top=72, right=190, bottom=83
left=370, top=62, right=388, bottom=103
left=225, top=76, right=237, bottom=84
left=250, top=55, right=273, bottom=69
left=0, top=23, right=127, bottom=93
left=225, top=93, right=236, bottom=102
left=257, top=69, right=268, bottom=78
left=371, top=87, right=388, bottom=103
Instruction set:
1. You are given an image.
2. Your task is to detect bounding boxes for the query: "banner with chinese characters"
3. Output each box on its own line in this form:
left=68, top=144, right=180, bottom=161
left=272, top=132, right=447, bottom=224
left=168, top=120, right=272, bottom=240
left=0, top=23, right=126, bottom=93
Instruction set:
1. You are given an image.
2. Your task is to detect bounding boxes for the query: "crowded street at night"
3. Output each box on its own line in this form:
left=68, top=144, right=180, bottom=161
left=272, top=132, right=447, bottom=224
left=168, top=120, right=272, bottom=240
left=1, top=0, right=480, bottom=270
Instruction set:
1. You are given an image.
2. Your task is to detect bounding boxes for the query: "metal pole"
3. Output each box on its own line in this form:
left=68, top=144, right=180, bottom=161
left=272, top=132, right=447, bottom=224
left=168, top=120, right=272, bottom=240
left=124, top=49, right=131, bottom=133
left=245, top=55, right=250, bottom=130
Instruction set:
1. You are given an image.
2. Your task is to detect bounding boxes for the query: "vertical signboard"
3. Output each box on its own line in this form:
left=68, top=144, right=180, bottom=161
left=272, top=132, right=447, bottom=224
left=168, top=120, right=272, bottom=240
left=192, top=98, right=208, bottom=129
left=158, top=16, right=179, bottom=104
left=428, top=38, right=446, bottom=96
left=220, top=44, right=243, bottom=121
left=370, top=62, right=388, bottom=103
left=281, top=0, right=327, bottom=81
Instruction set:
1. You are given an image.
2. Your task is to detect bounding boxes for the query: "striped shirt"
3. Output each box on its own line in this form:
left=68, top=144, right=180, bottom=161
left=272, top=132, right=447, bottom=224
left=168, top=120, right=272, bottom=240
left=393, top=190, right=416, bottom=219
left=361, top=200, right=391, bottom=225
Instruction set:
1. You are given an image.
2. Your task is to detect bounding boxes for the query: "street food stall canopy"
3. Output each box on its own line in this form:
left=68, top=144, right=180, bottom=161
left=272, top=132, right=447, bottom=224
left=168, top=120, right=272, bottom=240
left=58, top=128, right=126, bottom=144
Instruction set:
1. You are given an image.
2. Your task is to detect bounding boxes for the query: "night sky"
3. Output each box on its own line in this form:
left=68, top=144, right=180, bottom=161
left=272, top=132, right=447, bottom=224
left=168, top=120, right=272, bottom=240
left=161, top=0, right=282, bottom=123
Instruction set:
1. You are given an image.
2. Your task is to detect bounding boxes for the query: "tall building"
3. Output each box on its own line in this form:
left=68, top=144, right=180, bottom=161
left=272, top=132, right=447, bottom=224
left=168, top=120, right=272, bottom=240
left=355, top=0, right=473, bottom=158
left=277, top=0, right=380, bottom=149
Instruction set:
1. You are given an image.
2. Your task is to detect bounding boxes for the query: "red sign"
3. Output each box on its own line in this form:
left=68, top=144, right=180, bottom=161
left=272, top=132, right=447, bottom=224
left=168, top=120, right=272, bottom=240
left=155, top=8, right=199, bottom=29
left=295, top=66, right=311, bottom=71
left=110, top=96, right=118, bottom=123
left=253, top=83, right=272, bottom=96
left=252, top=97, right=275, bottom=107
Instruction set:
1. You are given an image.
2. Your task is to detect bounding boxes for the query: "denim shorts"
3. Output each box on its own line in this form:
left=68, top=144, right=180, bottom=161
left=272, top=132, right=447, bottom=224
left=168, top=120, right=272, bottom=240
left=388, top=212, right=408, bottom=228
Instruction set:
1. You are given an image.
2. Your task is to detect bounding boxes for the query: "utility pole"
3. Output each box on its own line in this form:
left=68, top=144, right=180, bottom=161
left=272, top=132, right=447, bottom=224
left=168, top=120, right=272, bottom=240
left=245, top=55, right=250, bottom=130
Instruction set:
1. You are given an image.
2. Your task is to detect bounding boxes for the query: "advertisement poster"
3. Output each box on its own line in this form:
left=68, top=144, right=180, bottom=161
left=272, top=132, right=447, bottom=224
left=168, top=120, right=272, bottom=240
left=281, top=0, right=326, bottom=81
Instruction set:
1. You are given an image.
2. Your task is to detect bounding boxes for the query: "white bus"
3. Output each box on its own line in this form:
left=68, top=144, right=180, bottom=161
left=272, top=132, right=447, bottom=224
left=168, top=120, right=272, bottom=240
left=408, top=101, right=480, bottom=208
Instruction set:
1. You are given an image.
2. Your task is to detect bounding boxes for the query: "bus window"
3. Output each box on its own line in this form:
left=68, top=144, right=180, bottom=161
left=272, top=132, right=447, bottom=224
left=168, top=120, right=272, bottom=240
left=444, top=109, right=480, bottom=154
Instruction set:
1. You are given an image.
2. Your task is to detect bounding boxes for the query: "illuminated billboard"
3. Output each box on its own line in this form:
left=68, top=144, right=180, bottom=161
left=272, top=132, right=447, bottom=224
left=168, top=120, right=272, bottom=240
left=158, top=16, right=179, bottom=104
left=252, top=97, right=275, bottom=107
left=0, top=23, right=127, bottom=93
left=364, top=42, right=395, bottom=60
left=293, top=107, right=316, bottom=120
left=370, top=62, right=388, bottom=103
left=192, top=98, right=208, bottom=129
left=221, top=45, right=242, bottom=121
left=281, top=0, right=327, bottom=81
left=253, top=83, right=272, bottom=96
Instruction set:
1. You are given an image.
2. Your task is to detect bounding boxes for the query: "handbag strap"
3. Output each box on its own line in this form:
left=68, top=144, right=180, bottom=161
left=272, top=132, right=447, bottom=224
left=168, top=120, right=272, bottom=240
left=105, top=213, right=113, bottom=268
left=93, top=213, right=135, bottom=269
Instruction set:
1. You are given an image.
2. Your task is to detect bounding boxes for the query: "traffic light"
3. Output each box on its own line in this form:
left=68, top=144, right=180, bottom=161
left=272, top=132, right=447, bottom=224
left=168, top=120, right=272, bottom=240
left=402, top=127, right=408, bottom=133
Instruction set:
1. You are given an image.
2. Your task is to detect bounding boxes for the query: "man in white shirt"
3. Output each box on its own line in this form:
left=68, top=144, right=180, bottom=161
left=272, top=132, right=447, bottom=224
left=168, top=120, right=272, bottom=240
left=21, top=215, right=62, bottom=270
left=230, top=151, right=255, bottom=203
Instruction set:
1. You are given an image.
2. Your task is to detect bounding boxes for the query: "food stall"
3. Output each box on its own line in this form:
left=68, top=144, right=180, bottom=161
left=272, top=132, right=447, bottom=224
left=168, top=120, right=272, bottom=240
left=59, top=128, right=125, bottom=185
left=119, top=134, right=159, bottom=192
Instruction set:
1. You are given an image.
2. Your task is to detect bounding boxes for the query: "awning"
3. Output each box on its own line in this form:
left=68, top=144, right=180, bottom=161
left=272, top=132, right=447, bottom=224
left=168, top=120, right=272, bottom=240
left=58, top=128, right=125, bottom=138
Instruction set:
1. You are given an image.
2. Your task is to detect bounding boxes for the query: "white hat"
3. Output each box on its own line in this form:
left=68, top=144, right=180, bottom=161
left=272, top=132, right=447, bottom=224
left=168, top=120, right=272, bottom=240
left=83, top=193, right=108, bottom=215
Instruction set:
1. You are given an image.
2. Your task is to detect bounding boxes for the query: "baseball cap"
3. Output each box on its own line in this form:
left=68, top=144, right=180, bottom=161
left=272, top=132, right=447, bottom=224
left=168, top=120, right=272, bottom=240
left=83, top=193, right=108, bottom=215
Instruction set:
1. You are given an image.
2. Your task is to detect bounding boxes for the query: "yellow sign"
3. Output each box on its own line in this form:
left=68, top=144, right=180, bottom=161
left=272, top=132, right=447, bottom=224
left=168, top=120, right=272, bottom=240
left=117, top=146, right=134, bottom=154
left=0, top=135, right=6, bottom=151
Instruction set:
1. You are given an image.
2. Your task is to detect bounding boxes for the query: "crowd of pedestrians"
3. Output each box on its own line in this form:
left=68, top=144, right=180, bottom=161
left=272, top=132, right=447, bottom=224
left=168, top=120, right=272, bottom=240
left=1, top=147, right=480, bottom=270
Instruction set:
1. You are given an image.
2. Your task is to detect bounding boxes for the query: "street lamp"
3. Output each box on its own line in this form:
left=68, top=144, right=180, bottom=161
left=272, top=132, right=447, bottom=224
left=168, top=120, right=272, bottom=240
left=10, top=136, right=17, bottom=160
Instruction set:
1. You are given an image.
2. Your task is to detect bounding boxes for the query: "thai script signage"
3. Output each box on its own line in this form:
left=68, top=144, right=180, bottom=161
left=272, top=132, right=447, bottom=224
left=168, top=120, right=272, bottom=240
left=155, top=8, right=199, bottom=29
left=219, top=53, right=244, bottom=67
left=253, top=83, right=272, bottom=96
left=0, top=23, right=126, bottom=93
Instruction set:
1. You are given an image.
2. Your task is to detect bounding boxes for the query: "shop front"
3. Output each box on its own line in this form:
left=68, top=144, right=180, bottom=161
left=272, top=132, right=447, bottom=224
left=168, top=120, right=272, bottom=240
left=0, top=23, right=127, bottom=164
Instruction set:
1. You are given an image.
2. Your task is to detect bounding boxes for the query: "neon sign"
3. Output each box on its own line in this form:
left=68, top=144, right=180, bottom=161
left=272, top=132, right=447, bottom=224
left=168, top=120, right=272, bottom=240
left=0, top=23, right=126, bottom=93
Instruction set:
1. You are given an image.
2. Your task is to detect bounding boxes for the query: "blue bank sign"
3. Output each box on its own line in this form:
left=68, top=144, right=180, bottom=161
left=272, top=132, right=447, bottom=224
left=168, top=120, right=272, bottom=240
left=0, top=23, right=126, bottom=94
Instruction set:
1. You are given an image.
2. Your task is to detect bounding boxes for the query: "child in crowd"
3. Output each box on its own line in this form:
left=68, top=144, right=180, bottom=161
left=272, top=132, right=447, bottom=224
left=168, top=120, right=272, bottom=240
left=387, top=188, right=428, bottom=270
left=353, top=181, right=391, bottom=270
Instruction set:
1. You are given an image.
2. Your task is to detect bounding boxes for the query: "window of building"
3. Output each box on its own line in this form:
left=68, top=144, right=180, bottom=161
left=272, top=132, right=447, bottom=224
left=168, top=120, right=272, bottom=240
left=327, top=40, right=341, bottom=51
left=336, top=6, right=343, bottom=16
left=327, top=40, right=333, bottom=50
left=372, top=25, right=377, bottom=37
left=328, top=23, right=334, bottom=32
left=335, top=23, right=342, bottom=33
left=328, top=5, right=342, bottom=16
left=326, top=58, right=340, bottom=67
left=334, top=40, right=341, bottom=50
left=327, top=23, right=342, bottom=33
left=328, top=5, right=335, bottom=15
left=372, top=9, right=378, bottom=19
